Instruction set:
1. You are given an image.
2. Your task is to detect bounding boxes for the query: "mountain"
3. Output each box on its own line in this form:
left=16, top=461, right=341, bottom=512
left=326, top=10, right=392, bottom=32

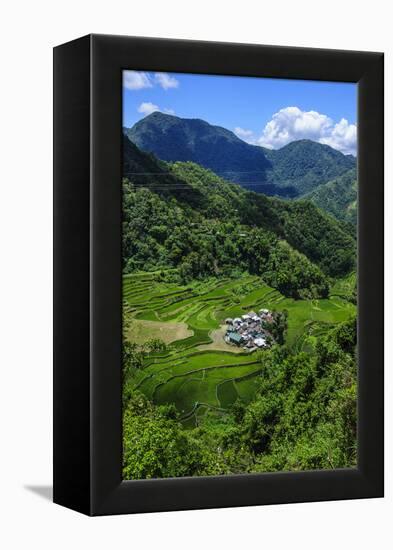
left=123, top=134, right=205, bottom=208
left=263, top=140, right=356, bottom=196
left=122, top=138, right=356, bottom=290
left=124, top=112, right=296, bottom=197
left=306, top=168, right=357, bottom=225
left=124, top=112, right=356, bottom=197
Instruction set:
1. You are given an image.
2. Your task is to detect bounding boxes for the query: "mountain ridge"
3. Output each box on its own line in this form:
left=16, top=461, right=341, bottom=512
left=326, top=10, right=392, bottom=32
left=125, top=111, right=280, bottom=191
left=122, top=136, right=356, bottom=286
left=306, top=168, right=357, bottom=226
left=124, top=112, right=356, bottom=197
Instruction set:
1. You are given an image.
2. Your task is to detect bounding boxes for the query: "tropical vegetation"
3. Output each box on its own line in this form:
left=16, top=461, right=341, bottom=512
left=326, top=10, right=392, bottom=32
left=121, top=131, right=357, bottom=479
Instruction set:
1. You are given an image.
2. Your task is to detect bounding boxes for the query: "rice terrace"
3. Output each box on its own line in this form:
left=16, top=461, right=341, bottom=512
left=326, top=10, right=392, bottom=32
left=121, top=70, right=358, bottom=479
left=123, top=271, right=355, bottom=428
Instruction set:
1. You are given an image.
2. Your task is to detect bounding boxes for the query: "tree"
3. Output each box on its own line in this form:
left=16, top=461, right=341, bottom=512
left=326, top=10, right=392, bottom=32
left=144, top=338, right=167, bottom=353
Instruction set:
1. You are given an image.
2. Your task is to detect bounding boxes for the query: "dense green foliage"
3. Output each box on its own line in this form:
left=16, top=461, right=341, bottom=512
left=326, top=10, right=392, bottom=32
left=122, top=271, right=355, bottom=421
left=263, top=139, right=356, bottom=195
left=121, top=139, right=357, bottom=479
left=123, top=317, right=357, bottom=478
left=123, top=136, right=203, bottom=206
left=271, top=198, right=355, bottom=277
left=122, top=151, right=355, bottom=297
left=331, top=272, right=357, bottom=305
left=124, top=112, right=356, bottom=198
left=307, top=168, right=357, bottom=225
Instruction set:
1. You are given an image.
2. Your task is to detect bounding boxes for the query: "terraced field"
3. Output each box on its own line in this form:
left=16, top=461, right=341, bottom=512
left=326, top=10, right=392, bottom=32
left=123, top=272, right=355, bottom=427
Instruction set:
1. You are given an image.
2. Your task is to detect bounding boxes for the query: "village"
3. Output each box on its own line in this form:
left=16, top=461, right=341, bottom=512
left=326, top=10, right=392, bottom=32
left=224, top=309, right=276, bottom=352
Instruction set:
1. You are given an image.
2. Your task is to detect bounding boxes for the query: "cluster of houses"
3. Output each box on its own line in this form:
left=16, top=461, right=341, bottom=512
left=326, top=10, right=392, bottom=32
left=224, top=309, right=275, bottom=352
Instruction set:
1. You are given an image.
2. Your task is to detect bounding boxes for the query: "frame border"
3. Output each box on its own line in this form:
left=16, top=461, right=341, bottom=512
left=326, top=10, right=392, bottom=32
left=54, top=34, right=384, bottom=516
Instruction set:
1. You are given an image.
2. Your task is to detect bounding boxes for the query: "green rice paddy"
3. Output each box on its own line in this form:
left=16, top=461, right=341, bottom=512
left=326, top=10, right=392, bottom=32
left=123, top=272, right=355, bottom=427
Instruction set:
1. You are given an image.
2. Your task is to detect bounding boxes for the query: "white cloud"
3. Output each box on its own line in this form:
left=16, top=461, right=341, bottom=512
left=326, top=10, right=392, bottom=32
left=123, top=71, right=152, bottom=90
left=137, top=102, right=176, bottom=117
left=234, top=127, right=256, bottom=143
left=137, top=102, right=160, bottom=116
left=319, top=118, right=357, bottom=156
left=123, top=71, right=179, bottom=93
left=257, top=106, right=357, bottom=156
left=154, top=72, right=179, bottom=90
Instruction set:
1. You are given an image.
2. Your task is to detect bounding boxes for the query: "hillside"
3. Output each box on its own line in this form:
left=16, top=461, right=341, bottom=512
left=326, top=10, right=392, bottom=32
left=124, top=112, right=356, bottom=197
left=123, top=133, right=205, bottom=207
left=262, top=140, right=356, bottom=195
left=122, top=138, right=356, bottom=297
left=124, top=112, right=295, bottom=196
left=306, top=168, right=357, bottom=225
left=125, top=112, right=269, bottom=175
left=122, top=138, right=358, bottom=478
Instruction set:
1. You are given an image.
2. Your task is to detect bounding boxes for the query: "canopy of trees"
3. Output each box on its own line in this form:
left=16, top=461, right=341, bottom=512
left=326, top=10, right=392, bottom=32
left=307, top=168, right=357, bottom=226
left=122, top=157, right=355, bottom=297
left=123, top=317, right=357, bottom=478
left=121, top=142, right=357, bottom=480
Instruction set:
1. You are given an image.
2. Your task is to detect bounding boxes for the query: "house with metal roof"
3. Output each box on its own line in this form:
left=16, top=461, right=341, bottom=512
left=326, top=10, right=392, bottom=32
left=226, top=331, right=244, bottom=345
left=254, top=337, right=267, bottom=348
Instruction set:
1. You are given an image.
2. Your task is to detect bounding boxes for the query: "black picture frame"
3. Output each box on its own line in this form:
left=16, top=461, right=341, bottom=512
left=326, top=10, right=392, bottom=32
left=53, top=34, right=384, bottom=516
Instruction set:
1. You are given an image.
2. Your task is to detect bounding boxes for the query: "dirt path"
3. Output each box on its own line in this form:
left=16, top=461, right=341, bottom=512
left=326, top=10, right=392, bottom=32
left=198, top=325, right=246, bottom=354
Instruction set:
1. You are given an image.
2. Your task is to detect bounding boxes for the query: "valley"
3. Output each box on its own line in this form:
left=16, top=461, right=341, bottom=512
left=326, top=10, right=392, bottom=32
left=121, top=111, right=358, bottom=478
left=124, top=111, right=357, bottom=206
left=123, top=271, right=355, bottom=428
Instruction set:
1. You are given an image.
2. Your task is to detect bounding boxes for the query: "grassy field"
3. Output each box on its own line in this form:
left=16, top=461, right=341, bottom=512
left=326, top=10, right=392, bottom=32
left=125, top=318, right=192, bottom=345
left=123, top=271, right=356, bottom=427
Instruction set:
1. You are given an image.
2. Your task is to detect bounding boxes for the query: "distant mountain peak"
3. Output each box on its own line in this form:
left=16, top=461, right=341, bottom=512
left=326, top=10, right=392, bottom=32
left=136, top=111, right=243, bottom=141
left=124, top=114, right=356, bottom=197
left=125, top=112, right=272, bottom=187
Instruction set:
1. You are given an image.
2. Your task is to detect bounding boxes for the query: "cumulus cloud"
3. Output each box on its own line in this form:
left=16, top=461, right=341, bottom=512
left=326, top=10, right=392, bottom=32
left=318, top=118, right=357, bottom=156
left=137, top=102, right=160, bottom=116
left=257, top=106, right=357, bottom=156
left=137, top=102, right=175, bottom=117
left=234, top=127, right=256, bottom=143
left=123, top=71, right=152, bottom=90
left=154, top=72, right=179, bottom=90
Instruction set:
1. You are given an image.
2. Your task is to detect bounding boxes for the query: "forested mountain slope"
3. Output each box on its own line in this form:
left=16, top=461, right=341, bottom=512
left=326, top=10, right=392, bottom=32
left=123, top=316, right=357, bottom=478
left=262, top=140, right=356, bottom=195
left=125, top=112, right=287, bottom=194
left=124, top=112, right=356, bottom=198
left=122, top=137, right=356, bottom=298
left=306, top=168, right=357, bottom=225
left=122, top=137, right=358, bottom=478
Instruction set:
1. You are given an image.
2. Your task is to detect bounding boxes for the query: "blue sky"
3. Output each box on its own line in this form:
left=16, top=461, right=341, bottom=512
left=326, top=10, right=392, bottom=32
left=123, top=71, right=357, bottom=155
